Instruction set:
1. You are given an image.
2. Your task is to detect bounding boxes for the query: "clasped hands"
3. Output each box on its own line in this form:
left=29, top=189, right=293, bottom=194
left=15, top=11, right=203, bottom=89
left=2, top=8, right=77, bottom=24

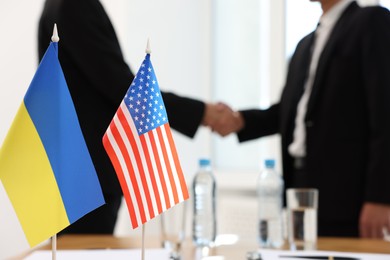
left=202, top=102, right=244, bottom=136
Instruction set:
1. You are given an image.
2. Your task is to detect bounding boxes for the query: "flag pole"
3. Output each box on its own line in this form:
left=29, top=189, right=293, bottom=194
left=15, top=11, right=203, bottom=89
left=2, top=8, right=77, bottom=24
left=51, top=23, right=59, bottom=260
left=140, top=39, right=151, bottom=260
left=51, top=234, right=57, bottom=260
left=142, top=224, right=146, bottom=260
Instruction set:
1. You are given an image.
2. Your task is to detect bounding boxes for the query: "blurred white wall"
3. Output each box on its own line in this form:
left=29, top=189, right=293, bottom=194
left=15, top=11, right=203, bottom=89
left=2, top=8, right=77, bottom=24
left=0, top=0, right=45, bottom=148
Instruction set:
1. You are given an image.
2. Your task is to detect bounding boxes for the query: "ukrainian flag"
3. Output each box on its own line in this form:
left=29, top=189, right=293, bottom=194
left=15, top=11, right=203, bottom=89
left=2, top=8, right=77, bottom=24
left=0, top=41, right=104, bottom=258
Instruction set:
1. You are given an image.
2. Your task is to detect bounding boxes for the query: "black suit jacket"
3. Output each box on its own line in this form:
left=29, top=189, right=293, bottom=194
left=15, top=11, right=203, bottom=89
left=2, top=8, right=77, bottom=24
left=238, top=2, right=390, bottom=236
left=38, top=0, right=204, bottom=232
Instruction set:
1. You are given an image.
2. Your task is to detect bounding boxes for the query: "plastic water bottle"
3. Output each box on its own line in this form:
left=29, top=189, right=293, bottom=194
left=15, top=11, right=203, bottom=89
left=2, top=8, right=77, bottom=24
left=257, top=159, right=284, bottom=248
left=192, top=158, right=217, bottom=247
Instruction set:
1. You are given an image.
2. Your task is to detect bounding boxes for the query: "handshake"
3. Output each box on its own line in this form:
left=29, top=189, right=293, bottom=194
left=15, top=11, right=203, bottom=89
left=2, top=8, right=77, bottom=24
left=201, top=102, right=245, bottom=137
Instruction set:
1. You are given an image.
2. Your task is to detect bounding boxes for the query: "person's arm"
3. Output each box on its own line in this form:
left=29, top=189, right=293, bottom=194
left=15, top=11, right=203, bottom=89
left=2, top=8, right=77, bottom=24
left=164, top=98, right=239, bottom=138
left=236, top=104, right=280, bottom=142
left=163, top=92, right=205, bottom=138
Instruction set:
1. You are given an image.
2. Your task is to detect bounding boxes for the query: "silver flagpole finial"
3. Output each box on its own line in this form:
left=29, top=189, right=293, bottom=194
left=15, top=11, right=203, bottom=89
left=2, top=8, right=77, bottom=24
left=51, top=23, right=60, bottom=42
left=145, top=38, right=151, bottom=54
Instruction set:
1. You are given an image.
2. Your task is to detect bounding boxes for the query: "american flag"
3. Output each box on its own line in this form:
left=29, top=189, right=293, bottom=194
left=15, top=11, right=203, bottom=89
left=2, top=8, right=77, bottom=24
left=103, top=54, right=189, bottom=229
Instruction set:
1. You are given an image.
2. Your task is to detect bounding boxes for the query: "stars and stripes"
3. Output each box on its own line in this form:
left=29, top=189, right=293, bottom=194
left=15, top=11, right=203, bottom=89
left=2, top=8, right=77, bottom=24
left=125, top=62, right=167, bottom=135
left=103, top=54, right=189, bottom=229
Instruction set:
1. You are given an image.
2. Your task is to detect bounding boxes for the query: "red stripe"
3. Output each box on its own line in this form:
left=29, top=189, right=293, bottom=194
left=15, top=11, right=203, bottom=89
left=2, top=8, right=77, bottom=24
left=102, top=132, right=138, bottom=227
left=140, top=135, right=163, bottom=214
left=164, top=124, right=189, bottom=200
left=118, top=108, right=155, bottom=220
left=111, top=110, right=146, bottom=226
left=156, top=126, right=179, bottom=204
left=148, top=130, right=171, bottom=209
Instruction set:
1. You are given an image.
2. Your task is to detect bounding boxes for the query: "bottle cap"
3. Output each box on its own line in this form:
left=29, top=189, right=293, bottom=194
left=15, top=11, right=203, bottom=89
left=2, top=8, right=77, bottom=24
left=264, top=159, right=275, bottom=168
left=199, top=158, right=211, bottom=166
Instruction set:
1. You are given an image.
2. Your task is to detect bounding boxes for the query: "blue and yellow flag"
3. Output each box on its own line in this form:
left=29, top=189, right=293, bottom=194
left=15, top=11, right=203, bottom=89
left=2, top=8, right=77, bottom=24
left=0, top=41, right=104, bottom=258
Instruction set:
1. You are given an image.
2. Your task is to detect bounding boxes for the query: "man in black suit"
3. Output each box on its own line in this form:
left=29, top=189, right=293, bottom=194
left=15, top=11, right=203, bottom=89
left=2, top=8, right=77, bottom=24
left=214, top=0, right=390, bottom=238
left=38, top=0, right=230, bottom=234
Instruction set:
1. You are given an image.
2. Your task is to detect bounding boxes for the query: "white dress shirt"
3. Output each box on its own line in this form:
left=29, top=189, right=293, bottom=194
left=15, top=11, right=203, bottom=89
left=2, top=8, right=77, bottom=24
left=288, top=0, right=354, bottom=158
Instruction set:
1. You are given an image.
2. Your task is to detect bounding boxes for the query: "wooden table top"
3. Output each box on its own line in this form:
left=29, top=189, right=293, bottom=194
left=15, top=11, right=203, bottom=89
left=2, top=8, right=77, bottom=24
left=34, top=234, right=390, bottom=260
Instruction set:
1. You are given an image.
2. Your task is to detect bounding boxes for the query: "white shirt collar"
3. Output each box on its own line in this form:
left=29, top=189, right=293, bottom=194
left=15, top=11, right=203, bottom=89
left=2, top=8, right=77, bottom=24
left=319, top=0, right=354, bottom=30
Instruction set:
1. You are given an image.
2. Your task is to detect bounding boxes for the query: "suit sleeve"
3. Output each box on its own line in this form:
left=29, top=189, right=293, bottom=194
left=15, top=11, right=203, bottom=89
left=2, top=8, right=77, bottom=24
left=237, top=104, right=280, bottom=142
left=361, top=7, right=390, bottom=204
left=163, top=92, right=205, bottom=138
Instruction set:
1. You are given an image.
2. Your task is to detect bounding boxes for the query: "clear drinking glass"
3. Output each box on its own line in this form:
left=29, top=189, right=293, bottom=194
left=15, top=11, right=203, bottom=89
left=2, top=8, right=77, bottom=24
left=160, top=201, right=187, bottom=259
left=286, top=188, right=318, bottom=250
